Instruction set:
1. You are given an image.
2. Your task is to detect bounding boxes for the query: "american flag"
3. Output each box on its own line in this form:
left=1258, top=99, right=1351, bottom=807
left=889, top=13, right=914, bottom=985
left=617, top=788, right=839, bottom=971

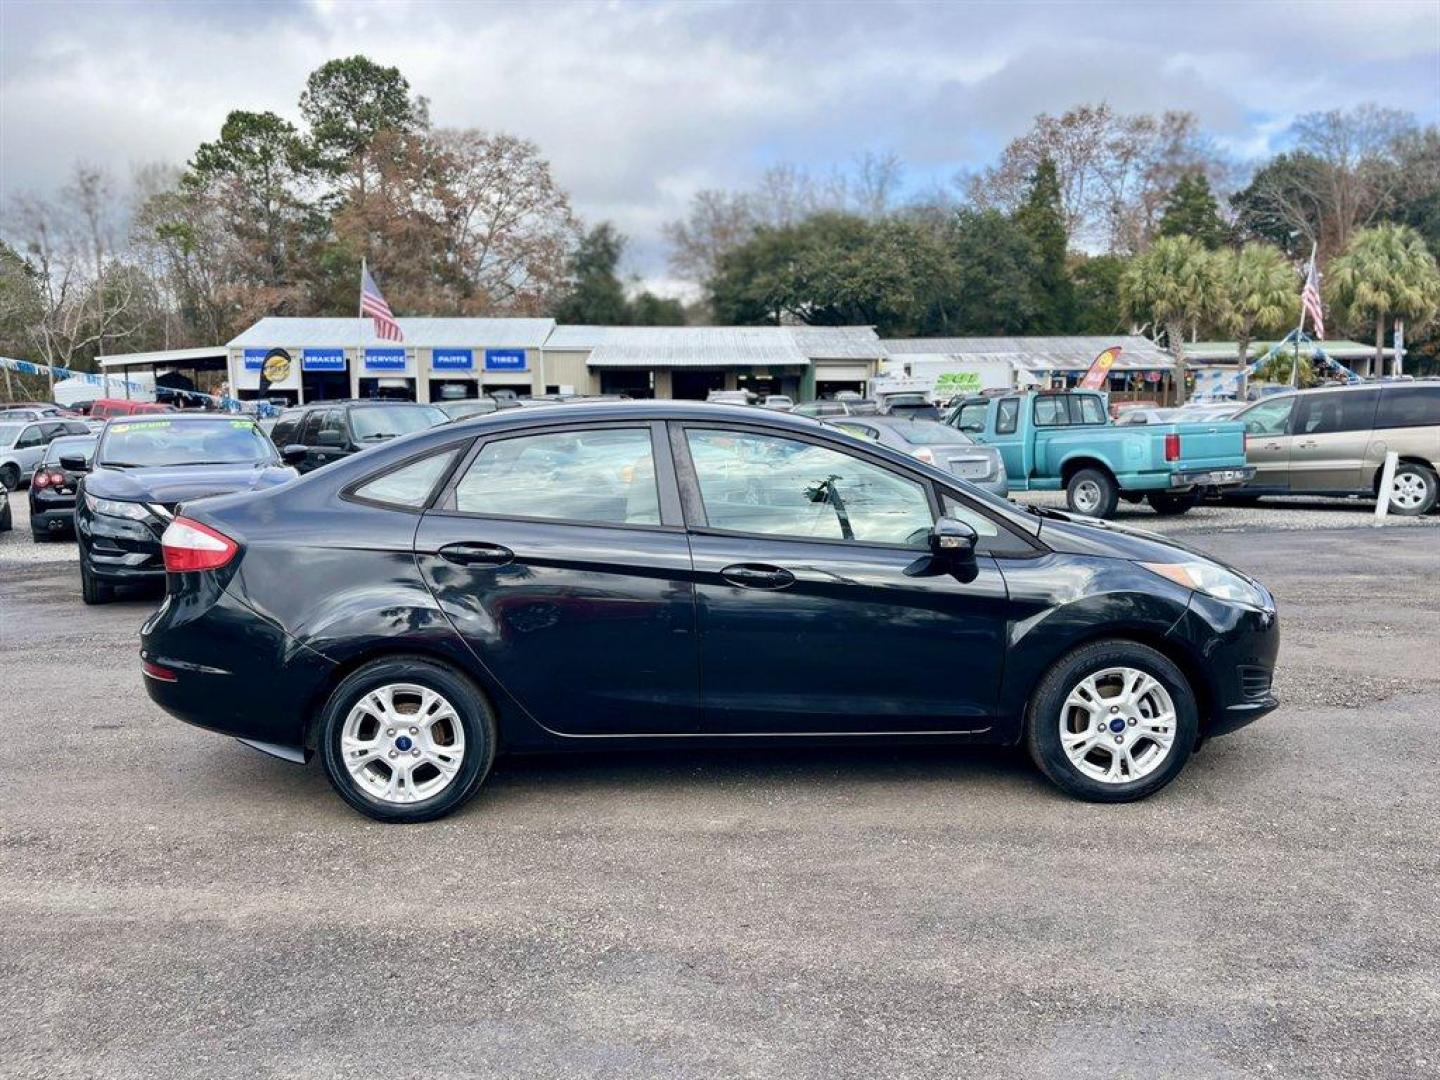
left=360, top=263, right=403, bottom=342
left=1300, top=255, right=1324, bottom=340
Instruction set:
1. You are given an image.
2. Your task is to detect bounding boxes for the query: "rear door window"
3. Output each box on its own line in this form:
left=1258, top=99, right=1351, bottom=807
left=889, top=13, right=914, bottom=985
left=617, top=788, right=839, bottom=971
left=352, top=448, right=461, bottom=510
left=1294, top=390, right=1379, bottom=435
left=1375, top=386, right=1440, bottom=429
left=453, top=427, right=660, bottom=526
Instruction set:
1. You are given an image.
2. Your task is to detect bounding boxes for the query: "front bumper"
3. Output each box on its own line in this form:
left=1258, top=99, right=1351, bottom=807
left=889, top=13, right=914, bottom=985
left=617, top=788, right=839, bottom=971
left=1168, top=588, right=1280, bottom=740
left=77, top=504, right=166, bottom=581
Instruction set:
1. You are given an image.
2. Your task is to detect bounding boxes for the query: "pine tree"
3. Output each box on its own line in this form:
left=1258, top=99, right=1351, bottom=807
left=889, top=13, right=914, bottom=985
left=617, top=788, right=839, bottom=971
left=1014, top=158, right=1076, bottom=331
left=1158, top=173, right=1230, bottom=250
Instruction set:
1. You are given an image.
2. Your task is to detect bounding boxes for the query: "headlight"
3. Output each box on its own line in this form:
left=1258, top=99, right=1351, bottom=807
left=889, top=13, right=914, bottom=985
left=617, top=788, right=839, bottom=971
left=85, top=493, right=151, bottom=521
left=1141, top=560, right=1268, bottom=607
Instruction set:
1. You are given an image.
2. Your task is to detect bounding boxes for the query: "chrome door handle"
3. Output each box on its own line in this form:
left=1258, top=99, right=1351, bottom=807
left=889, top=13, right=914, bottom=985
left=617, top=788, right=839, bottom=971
left=439, top=542, right=514, bottom=566
left=720, top=563, right=795, bottom=590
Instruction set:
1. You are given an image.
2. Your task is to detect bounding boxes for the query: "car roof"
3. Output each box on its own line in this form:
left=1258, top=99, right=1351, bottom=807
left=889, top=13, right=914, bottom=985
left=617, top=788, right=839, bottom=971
left=103, top=412, right=260, bottom=423
left=444, top=399, right=824, bottom=431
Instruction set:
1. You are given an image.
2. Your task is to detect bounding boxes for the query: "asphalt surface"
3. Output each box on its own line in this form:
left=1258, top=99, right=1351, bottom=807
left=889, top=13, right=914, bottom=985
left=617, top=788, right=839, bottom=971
left=1, top=501, right=1438, bottom=1079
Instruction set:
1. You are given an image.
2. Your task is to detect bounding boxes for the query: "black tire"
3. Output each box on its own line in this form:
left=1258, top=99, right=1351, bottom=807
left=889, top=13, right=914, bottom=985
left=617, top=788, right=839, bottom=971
left=1065, top=467, right=1119, bottom=519
left=0, top=465, right=18, bottom=492
left=1025, top=639, right=1199, bottom=803
left=79, top=551, right=114, bottom=605
left=0, top=503, right=11, bottom=532
left=1386, top=462, right=1438, bottom=517
left=1147, top=491, right=1196, bottom=516
left=319, top=656, right=497, bottom=824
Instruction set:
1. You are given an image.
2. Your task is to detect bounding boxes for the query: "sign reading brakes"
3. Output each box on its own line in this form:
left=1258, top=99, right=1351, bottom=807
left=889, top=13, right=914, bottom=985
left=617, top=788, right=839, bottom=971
left=302, top=348, right=346, bottom=372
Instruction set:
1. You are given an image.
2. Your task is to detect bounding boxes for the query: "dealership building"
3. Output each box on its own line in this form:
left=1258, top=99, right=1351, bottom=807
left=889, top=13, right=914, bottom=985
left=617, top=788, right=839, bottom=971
left=224, top=318, right=886, bottom=405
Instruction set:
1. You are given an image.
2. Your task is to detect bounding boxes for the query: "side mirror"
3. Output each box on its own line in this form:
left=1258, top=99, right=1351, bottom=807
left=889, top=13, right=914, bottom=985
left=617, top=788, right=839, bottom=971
left=59, top=454, right=87, bottom=472
left=281, top=444, right=309, bottom=465
left=929, top=516, right=978, bottom=566
left=314, top=431, right=343, bottom=447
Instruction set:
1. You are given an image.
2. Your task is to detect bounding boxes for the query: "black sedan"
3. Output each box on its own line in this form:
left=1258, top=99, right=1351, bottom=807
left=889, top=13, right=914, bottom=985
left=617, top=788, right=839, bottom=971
left=77, top=414, right=299, bottom=604
left=28, top=433, right=97, bottom=540
left=140, top=402, right=1279, bottom=822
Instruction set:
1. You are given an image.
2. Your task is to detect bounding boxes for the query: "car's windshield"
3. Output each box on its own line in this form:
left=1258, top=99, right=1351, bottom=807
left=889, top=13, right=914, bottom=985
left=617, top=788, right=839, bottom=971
left=0, top=423, right=21, bottom=448
left=350, top=405, right=447, bottom=441
left=44, top=436, right=97, bottom=464
left=891, top=419, right=975, bottom=446
left=98, top=418, right=275, bottom=467
left=766, top=395, right=792, bottom=405
left=885, top=394, right=930, bottom=407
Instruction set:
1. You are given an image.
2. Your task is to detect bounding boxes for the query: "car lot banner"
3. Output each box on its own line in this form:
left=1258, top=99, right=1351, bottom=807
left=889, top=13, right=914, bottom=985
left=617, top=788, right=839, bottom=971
left=0, top=355, right=277, bottom=416
left=1079, top=346, right=1122, bottom=390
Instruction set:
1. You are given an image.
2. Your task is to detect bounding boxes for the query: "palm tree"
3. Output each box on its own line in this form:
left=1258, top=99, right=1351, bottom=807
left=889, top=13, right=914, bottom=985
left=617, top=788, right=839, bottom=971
left=1325, top=223, right=1440, bottom=375
left=1213, top=244, right=1299, bottom=391
left=1120, top=235, right=1217, bottom=404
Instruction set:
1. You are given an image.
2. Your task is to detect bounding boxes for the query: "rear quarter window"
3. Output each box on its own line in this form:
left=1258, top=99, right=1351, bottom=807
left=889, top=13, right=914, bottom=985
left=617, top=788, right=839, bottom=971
left=1375, top=386, right=1440, bottom=429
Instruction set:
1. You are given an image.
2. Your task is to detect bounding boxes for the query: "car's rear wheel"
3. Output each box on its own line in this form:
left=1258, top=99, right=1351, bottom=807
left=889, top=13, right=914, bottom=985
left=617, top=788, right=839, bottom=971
left=79, top=551, right=114, bottom=605
left=0, top=465, right=18, bottom=492
left=319, top=657, right=496, bottom=823
left=1386, top=463, right=1438, bottom=516
left=1025, top=640, right=1198, bottom=802
left=1147, top=491, right=1196, bottom=516
left=1066, top=468, right=1119, bottom=518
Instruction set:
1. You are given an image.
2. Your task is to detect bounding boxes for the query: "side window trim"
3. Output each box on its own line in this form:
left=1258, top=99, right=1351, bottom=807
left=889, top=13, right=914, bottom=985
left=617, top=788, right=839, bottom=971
left=432, top=420, right=684, bottom=530
left=672, top=421, right=943, bottom=547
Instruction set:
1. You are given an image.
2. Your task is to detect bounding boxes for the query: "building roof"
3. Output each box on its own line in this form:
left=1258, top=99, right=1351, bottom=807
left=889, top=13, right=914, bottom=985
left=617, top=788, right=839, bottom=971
left=880, top=335, right=1173, bottom=371
left=546, top=324, right=882, bottom=367
left=98, top=346, right=228, bottom=369
left=1186, top=340, right=1392, bottom=363
left=227, top=317, right=556, bottom=350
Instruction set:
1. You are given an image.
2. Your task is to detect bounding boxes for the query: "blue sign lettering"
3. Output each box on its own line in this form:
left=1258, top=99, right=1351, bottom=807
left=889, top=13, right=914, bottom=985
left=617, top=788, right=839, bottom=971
left=243, top=349, right=269, bottom=371
left=302, top=348, right=347, bottom=372
left=364, top=348, right=407, bottom=372
left=484, top=348, right=527, bottom=372
left=432, top=348, right=474, bottom=371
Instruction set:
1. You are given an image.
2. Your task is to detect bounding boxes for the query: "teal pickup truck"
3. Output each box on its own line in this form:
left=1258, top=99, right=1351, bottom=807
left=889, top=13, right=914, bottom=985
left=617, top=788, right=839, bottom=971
left=948, top=390, right=1253, bottom=518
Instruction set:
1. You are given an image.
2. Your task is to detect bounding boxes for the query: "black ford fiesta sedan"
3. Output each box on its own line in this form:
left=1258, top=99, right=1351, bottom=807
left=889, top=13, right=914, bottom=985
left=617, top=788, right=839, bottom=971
left=141, top=401, right=1279, bottom=822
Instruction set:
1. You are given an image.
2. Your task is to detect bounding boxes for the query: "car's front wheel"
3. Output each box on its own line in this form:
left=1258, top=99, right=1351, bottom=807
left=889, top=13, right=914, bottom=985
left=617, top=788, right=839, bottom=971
left=0, top=465, right=18, bottom=492
left=1025, top=640, right=1199, bottom=802
left=79, top=551, right=114, bottom=605
left=319, top=656, right=496, bottom=823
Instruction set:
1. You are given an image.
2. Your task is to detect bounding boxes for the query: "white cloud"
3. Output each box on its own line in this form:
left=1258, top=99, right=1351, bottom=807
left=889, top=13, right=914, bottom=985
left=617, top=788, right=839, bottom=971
left=2, top=0, right=1436, bottom=292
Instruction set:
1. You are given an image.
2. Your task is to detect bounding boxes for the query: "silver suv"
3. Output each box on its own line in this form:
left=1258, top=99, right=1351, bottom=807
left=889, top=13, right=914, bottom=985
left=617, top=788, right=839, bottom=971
left=0, top=418, right=93, bottom=491
left=1233, top=381, right=1440, bottom=514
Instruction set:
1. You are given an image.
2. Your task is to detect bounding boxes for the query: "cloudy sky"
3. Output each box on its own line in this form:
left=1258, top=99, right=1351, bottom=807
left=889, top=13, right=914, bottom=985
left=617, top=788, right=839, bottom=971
left=2, top=0, right=1437, bottom=291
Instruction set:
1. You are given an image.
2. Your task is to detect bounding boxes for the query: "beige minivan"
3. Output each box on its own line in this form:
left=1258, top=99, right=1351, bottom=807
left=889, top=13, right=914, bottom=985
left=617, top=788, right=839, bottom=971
left=1232, top=381, right=1440, bottom=515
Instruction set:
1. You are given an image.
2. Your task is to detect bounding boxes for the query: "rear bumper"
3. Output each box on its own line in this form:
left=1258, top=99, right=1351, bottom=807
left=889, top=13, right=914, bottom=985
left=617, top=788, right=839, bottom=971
left=141, top=583, right=336, bottom=751
left=1170, top=466, right=1255, bottom=489
left=29, top=506, right=75, bottom=533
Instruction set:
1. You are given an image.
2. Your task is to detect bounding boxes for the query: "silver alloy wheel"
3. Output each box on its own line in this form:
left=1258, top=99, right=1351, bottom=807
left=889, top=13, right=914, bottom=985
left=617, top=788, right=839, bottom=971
left=1058, top=666, right=1177, bottom=785
left=1073, top=479, right=1102, bottom=514
left=341, top=682, right=466, bottom=804
left=1391, top=471, right=1428, bottom=511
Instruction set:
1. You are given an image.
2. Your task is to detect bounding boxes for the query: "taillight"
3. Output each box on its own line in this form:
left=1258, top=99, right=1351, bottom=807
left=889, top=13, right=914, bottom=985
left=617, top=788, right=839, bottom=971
left=33, top=472, right=51, bottom=488
left=1164, top=433, right=1181, bottom=462
left=161, top=516, right=238, bottom=572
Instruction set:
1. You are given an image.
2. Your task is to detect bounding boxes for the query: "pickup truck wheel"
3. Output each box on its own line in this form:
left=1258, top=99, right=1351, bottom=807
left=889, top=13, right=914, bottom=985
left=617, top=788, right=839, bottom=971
left=1147, top=492, right=1196, bottom=516
left=1386, top=463, right=1437, bottom=516
left=1066, top=468, right=1119, bottom=518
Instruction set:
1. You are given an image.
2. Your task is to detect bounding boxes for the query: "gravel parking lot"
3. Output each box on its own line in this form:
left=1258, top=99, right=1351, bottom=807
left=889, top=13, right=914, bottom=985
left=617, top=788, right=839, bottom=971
left=2, top=494, right=1437, bottom=1079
